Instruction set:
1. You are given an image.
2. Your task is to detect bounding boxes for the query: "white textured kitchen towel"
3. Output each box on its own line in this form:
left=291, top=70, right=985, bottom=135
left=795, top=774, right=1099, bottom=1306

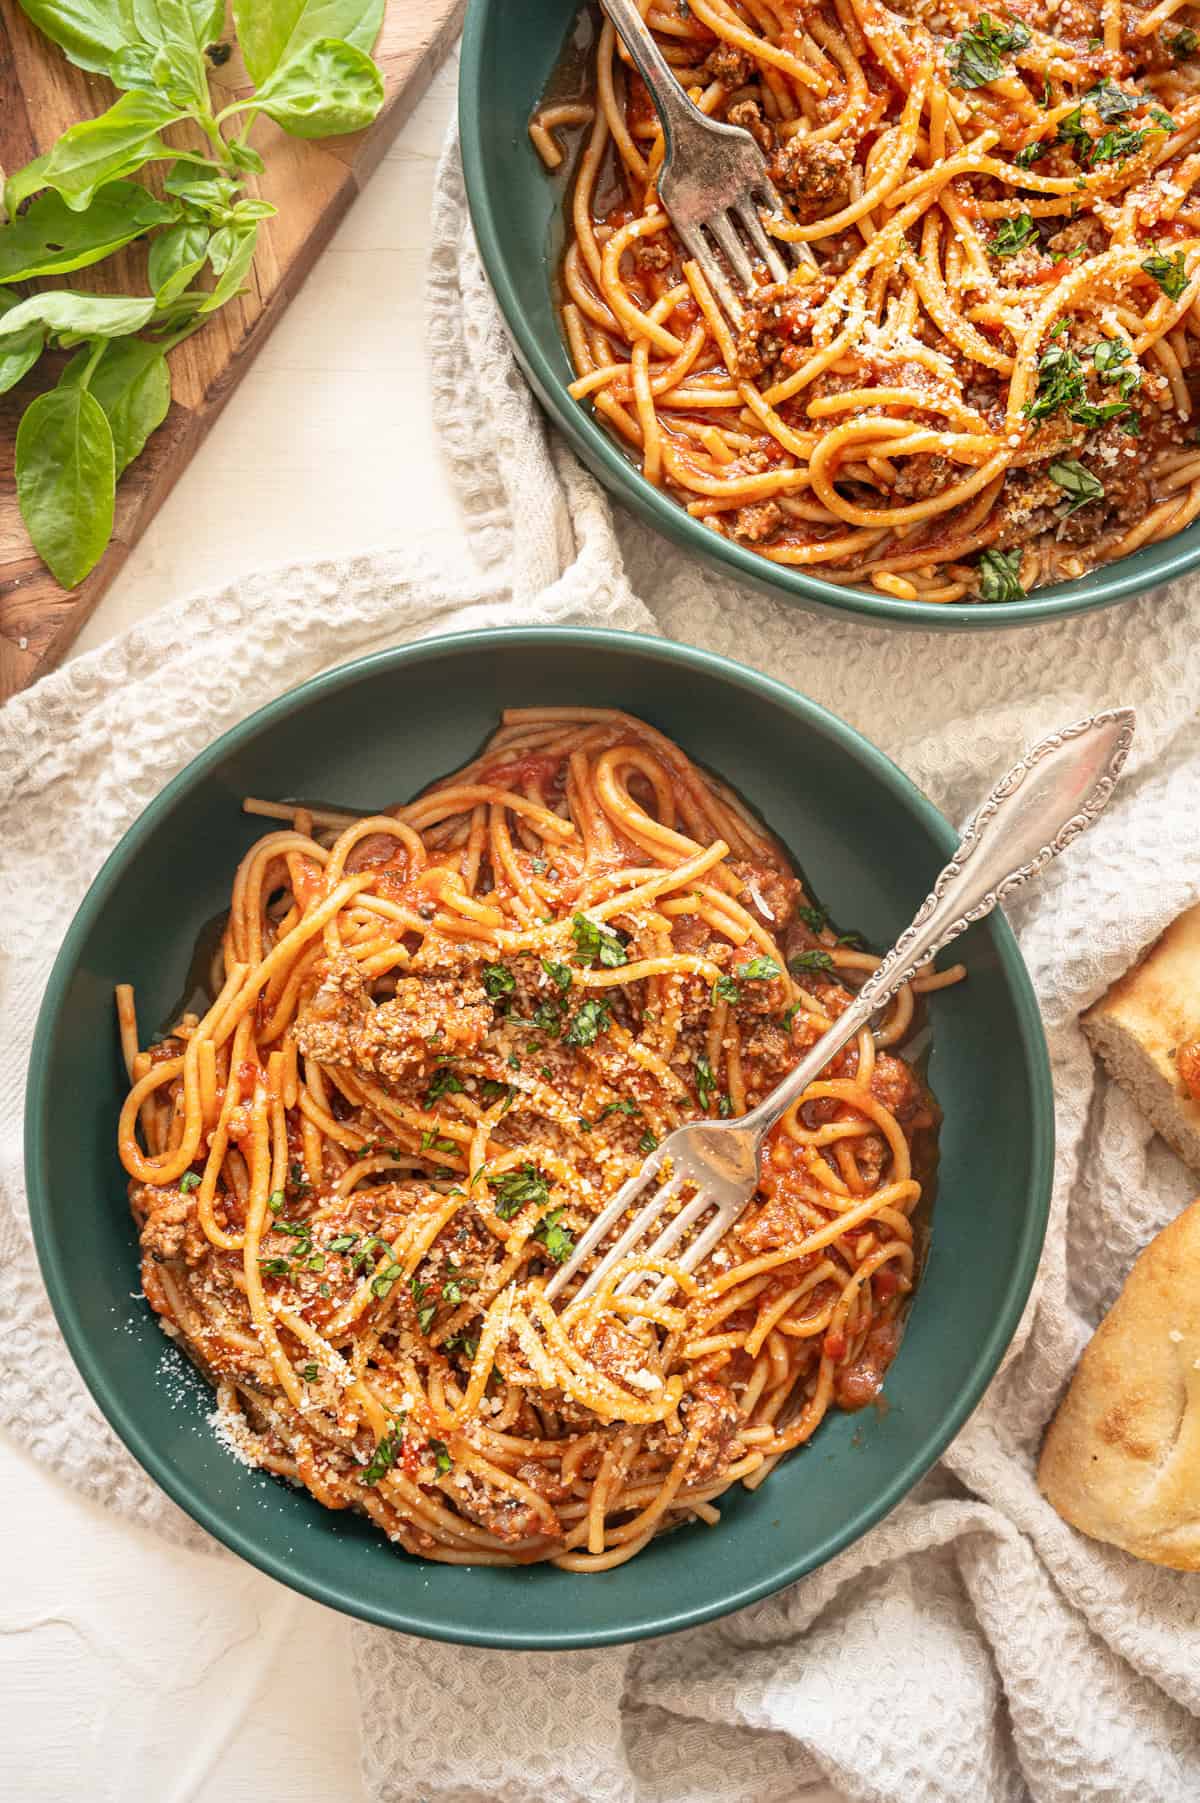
left=4, top=122, right=1200, bottom=1803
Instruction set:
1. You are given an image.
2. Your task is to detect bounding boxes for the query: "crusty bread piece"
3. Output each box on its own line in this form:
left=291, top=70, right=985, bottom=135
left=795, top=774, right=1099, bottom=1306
left=1038, top=1198, right=1200, bottom=1569
left=1081, top=904, right=1200, bottom=1177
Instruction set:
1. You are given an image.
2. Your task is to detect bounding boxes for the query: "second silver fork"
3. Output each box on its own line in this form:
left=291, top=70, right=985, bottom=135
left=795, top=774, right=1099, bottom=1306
left=600, top=0, right=812, bottom=321
left=545, top=709, right=1136, bottom=1308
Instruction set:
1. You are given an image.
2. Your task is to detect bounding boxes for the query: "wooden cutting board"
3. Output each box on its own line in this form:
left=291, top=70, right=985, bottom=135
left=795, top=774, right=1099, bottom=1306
left=0, top=0, right=465, bottom=703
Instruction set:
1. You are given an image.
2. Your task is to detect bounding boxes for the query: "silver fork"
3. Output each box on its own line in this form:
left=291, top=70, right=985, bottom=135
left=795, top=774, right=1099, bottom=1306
left=600, top=0, right=811, bottom=322
left=545, top=709, right=1135, bottom=1308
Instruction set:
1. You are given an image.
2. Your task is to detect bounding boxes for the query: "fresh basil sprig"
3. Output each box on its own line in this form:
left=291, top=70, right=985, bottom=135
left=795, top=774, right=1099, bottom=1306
left=4, top=0, right=387, bottom=589
left=15, top=382, right=115, bottom=591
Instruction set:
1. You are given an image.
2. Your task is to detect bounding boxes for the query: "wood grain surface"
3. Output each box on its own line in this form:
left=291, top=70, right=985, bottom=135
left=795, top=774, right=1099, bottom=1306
left=0, top=0, right=465, bottom=703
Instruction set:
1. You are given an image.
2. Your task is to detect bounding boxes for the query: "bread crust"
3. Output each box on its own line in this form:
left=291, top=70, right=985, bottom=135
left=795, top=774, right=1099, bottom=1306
left=1037, top=1199, right=1200, bottom=1569
left=1081, top=903, right=1200, bottom=1176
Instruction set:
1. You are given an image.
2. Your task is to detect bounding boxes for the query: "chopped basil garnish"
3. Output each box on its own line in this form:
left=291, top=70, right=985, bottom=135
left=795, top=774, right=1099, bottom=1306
left=991, top=212, right=1036, bottom=257
left=1092, top=337, right=1140, bottom=398
left=571, top=913, right=628, bottom=968
left=362, top=1418, right=405, bottom=1485
left=371, top=1261, right=403, bottom=1298
left=491, top=1164, right=551, bottom=1219
left=1024, top=341, right=1133, bottom=430
left=481, top=962, right=515, bottom=997
left=1088, top=125, right=1153, bottom=165
left=737, top=955, right=782, bottom=981
left=1142, top=248, right=1189, bottom=300
left=978, top=547, right=1026, bottom=602
left=946, top=13, right=1030, bottom=87
left=1086, top=79, right=1140, bottom=121
left=424, top=1065, right=464, bottom=1105
left=564, top=997, right=611, bottom=1046
left=789, top=948, right=835, bottom=976
left=1048, top=458, right=1104, bottom=513
left=419, top=1130, right=458, bottom=1156
left=532, top=998, right=562, bottom=1035
left=533, top=1206, right=575, bottom=1264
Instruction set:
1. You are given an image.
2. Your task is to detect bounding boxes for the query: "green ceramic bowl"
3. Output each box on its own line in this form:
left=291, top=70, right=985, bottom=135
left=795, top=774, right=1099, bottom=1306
left=26, top=629, right=1052, bottom=1647
left=458, top=0, right=1200, bottom=630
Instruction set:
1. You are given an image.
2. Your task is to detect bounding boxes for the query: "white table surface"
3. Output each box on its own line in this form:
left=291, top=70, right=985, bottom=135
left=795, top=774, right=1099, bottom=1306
left=2, top=51, right=841, bottom=1803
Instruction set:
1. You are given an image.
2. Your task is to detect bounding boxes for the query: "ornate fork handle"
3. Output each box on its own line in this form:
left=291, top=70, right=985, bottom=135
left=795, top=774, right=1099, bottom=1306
left=742, top=708, right=1136, bottom=1137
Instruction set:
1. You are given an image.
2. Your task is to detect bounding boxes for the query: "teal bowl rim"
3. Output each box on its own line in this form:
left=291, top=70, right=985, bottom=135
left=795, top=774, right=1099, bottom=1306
left=457, top=0, right=1198, bottom=631
left=25, top=626, right=1054, bottom=1647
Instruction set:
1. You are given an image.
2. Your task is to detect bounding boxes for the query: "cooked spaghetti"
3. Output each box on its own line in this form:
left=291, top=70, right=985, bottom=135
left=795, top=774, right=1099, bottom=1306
left=532, top=0, right=1200, bottom=604
left=117, top=709, right=964, bottom=1568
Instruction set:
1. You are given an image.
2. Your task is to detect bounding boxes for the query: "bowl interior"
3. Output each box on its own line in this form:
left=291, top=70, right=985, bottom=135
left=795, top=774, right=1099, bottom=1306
left=459, top=0, right=1198, bottom=629
left=27, top=630, right=1052, bottom=1647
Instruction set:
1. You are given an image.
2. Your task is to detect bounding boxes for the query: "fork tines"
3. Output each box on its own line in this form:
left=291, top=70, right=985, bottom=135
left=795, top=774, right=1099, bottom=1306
left=676, top=184, right=796, bottom=326
left=544, top=1155, right=731, bottom=1310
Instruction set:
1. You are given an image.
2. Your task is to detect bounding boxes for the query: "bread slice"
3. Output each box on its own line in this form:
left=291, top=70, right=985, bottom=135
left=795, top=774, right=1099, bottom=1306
left=1081, top=904, right=1200, bottom=1177
left=1038, top=1198, right=1200, bottom=1569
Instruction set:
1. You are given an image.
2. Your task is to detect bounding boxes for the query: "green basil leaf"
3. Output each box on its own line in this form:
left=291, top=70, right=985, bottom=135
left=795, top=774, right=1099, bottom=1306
left=946, top=13, right=1030, bottom=87
left=228, top=141, right=266, bottom=173
left=0, top=182, right=175, bottom=283
left=151, top=39, right=210, bottom=106
left=1142, top=247, right=1189, bottom=301
left=163, top=159, right=222, bottom=197
left=1048, top=456, right=1104, bottom=514
left=199, top=221, right=258, bottom=311
left=206, top=223, right=239, bottom=274
left=7, top=92, right=179, bottom=215
left=156, top=256, right=207, bottom=306
left=162, top=161, right=236, bottom=213
left=62, top=337, right=172, bottom=473
left=0, top=289, right=46, bottom=395
left=15, top=383, right=116, bottom=588
left=254, top=37, right=385, bottom=140
left=132, top=0, right=223, bottom=48
left=977, top=546, right=1025, bottom=602
left=110, top=43, right=159, bottom=90
left=0, top=291, right=156, bottom=341
left=148, top=218, right=209, bottom=295
left=232, top=0, right=385, bottom=84
left=15, top=0, right=136, bottom=75
left=125, top=0, right=215, bottom=103
left=193, top=0, right=225, bottom=41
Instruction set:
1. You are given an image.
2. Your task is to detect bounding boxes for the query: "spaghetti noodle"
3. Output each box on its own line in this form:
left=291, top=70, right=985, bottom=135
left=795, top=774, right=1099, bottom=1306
left=118, top=710, right=963, bottom=1568
left=533, top=0, right=1200, bottom=603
